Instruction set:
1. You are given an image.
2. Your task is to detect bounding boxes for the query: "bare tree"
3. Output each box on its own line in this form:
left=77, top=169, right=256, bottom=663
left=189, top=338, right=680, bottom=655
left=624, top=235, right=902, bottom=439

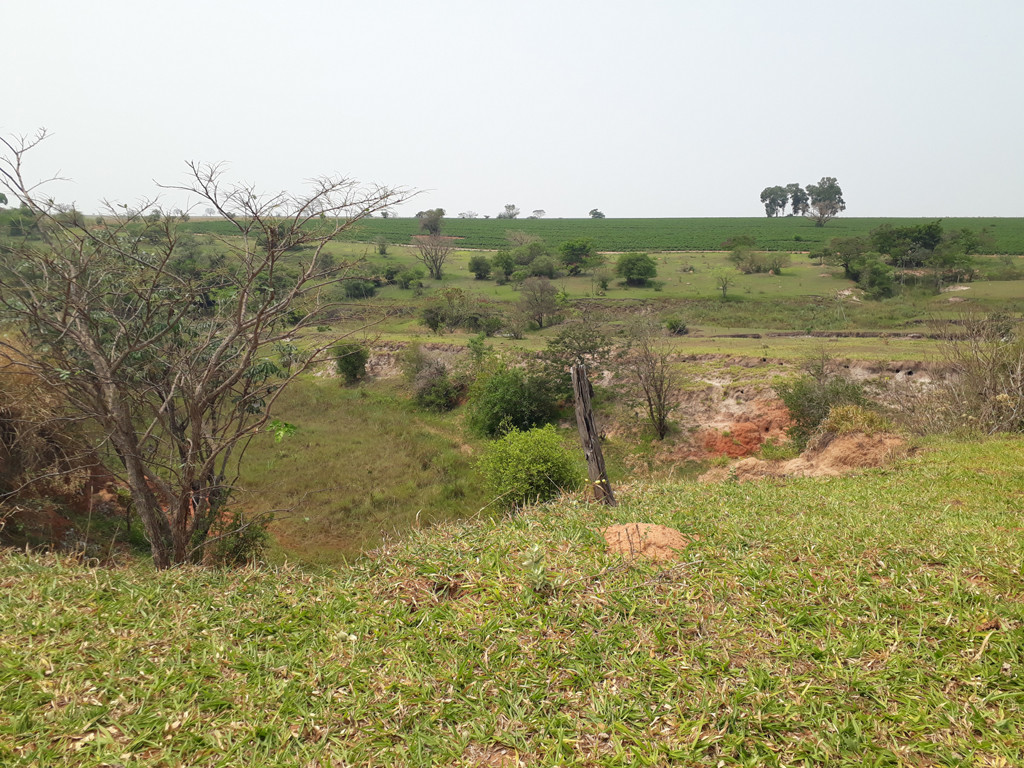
left=618, top=317, right=681, bottom=439
left=413, top=234, right=456, bottom=280
left=0, top=129, right=408, bottom=568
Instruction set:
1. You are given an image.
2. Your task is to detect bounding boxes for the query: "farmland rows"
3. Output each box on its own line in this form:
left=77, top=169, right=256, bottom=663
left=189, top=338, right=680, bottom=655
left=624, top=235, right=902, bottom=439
left=183, top=216, right=1024, bottom=254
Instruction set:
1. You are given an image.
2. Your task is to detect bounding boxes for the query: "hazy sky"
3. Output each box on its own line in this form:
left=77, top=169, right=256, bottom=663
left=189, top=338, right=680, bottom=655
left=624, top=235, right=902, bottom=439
left=6, top=0, right=1023, bottom=218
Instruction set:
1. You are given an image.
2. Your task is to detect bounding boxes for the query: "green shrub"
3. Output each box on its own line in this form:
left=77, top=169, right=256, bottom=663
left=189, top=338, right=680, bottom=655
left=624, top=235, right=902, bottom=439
left=334, top=343, right=370, bottom=385
left=205, top=510, right=270, bottom=567
left=414, top=364, right=463, bottom=412
left=819, top=404, right=892, bottom=435
left=468, top=254, right=491, bottom=280
left=615, top=253, right=657, bottom=286
left=477, top=425, right=583, bottom=509
left=776, top=366, right=866, bottom=449
left=343, top=279, right=377, bottom=299
left=664, top=315, right=688, bottom=335
left=467, top=366, right=559, bottom=438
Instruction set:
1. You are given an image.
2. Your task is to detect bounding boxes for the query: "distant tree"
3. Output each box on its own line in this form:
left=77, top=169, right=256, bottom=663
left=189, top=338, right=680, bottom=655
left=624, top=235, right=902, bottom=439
left=497, top=203, right=520, bottom=220
left=0, top=193, right=7, bottom=206
left=589, top=208, right=605, bottom=219
left=505, top=229, right=540, bottom=247
left=786, top=183, right=809, bottom=216
left=826, top=236, right=870, bottom=278
left=490, top=250, right=515, bottom=283
left=870, top=222, right=943, bottom=268
left=458, top=210, right=478, bottom=218
left=417, top=208, right=445, bottom=235
left=413, top=234, right=455, bottom=280
left=615, top=252, right=657, bottom=286
left=518, top=276, right=558, bottom=328
left=558, top=238, right=596, bottom=276
left=374, top=234, right=388, bottom=255
left=759, top=186, right=788, bottom=217
left=713, top=269, right=736, bottom=298
left=468, top=254, right=492, bottom=280
left=531, top=209, right=546, bottom=218
left=805, top=177, right=846, bottom=227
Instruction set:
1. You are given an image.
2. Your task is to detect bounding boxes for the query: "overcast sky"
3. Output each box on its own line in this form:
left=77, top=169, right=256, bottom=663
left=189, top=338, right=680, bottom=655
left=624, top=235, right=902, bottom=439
left=5, top=0, right=1023, bottom=218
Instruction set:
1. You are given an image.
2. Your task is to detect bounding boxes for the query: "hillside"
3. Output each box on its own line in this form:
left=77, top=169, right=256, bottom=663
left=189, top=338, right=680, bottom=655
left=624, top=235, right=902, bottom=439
left=3, top=436, right=1023, bottom=766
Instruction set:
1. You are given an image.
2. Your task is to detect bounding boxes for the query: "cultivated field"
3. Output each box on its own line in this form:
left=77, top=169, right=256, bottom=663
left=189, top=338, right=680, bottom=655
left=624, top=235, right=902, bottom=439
left=183, top=216, right=1024, bottom=254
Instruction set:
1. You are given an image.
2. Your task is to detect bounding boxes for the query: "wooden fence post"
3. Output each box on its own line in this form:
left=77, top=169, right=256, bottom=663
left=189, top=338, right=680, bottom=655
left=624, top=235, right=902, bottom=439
left=571, top=364, right=616, bottom=506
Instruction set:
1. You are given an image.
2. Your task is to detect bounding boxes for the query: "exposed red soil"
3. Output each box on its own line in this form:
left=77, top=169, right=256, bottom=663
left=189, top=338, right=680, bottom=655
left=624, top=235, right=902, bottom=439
left=600, top=523, right=695, bottom=562
left=699, top=431, right=907, bottom=483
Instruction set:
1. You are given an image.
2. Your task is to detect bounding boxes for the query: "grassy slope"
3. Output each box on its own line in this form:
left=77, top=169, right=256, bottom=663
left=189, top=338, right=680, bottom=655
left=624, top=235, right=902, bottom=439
left=236, top=380, right=493, bottom=566
left=184, top=216, right=1024, bottom=254
left=3, top=436, right=1023, bottom=766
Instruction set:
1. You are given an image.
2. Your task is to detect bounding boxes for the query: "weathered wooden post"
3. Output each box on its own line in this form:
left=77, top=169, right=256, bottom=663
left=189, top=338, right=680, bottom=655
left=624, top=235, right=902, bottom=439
left=571, top=363, right=616, bottom=506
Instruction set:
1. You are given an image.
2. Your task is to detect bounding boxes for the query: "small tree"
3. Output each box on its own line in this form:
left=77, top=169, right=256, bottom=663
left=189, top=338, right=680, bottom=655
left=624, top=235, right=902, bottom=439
left=618, top=318, right=680, bottom=440
left=468, top=254, right=492, bottom=280
left=786, top=183, right=809, bottom=216
left=539, top=321, right=611, bottom=400
left=713, top=269, right=735, bottom=299
left=589, top=208, right=605, bottom=219
left=558, top=238, right=596, bottom=275
left=518, top=276, right=559, bottom=328
left=413, top=234, right=455, bottom=280
left=334, top=343, right=370, bottom=385
left=615, top=253, right=657, bottom=286
left=497, top=203, right=520, bottom=220
left=417, top=208, right=445, bottom=235
left=0, top=129, right=406, bottom=568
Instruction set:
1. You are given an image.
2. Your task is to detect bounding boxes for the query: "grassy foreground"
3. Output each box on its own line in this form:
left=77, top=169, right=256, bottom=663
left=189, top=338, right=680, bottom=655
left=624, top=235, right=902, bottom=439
left=2, top=437, right=1024, bottom=767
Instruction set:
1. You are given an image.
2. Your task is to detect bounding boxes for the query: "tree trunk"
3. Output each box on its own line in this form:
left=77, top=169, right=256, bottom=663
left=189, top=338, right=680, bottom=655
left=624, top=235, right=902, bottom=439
left=571, top=364, right=616, bottom=506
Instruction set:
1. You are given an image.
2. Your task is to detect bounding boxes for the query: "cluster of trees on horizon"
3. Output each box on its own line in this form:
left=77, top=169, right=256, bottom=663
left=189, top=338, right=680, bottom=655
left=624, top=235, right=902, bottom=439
left=760, top=177, right=846, bottom=226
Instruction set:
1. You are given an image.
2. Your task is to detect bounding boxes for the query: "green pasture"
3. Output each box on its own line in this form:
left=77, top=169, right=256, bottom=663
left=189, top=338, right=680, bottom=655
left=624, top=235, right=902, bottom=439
left=186, top=215, right=1024, bottom=253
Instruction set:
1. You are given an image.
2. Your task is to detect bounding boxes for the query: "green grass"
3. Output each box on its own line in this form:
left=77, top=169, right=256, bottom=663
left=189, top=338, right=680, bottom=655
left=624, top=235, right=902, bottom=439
left=236, top=379, right=493, bottom=566
left=2, top=435, right=1023, bottom=766
left=185, top=216, right=1024, bottom=253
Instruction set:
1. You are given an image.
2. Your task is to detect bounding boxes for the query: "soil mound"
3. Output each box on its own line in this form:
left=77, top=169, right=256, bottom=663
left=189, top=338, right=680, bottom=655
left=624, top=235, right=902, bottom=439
left=600, top=523, right=693, bottom=562
left=700, top=431, right=906, bottom=482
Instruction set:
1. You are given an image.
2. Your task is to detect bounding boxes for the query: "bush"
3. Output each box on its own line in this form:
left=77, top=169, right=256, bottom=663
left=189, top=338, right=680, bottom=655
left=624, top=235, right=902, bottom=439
left=334, top=343, right=370, bottom=385
left=477, top=425, right=583, bottom=509
left=775, top=361, right=867, bottom=449
left=664, top=315, right=688, bottom=335
left=343, top=279, right=377, bottom=299
left=205, top=510, right=270, bottom=567
left=615, top=253, right=657, bottom=286
left=396, top=268, right=425, bottom=289
left=414, top=365, right=463, bottom=411
left=467, top=366, right=559, bottom=437
left=468, top=254, right=491, bottom=280
left=819, top=404, right=892, bottom=435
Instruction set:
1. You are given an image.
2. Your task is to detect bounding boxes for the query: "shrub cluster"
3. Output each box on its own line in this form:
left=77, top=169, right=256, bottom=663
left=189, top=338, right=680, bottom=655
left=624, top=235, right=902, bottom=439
left=476, top=425, right=583, bottom=509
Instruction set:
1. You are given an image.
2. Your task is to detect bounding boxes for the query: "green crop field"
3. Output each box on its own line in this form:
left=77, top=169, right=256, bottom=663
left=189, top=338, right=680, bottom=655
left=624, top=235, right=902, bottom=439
left=184, top=216, right=1024, bottom=253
